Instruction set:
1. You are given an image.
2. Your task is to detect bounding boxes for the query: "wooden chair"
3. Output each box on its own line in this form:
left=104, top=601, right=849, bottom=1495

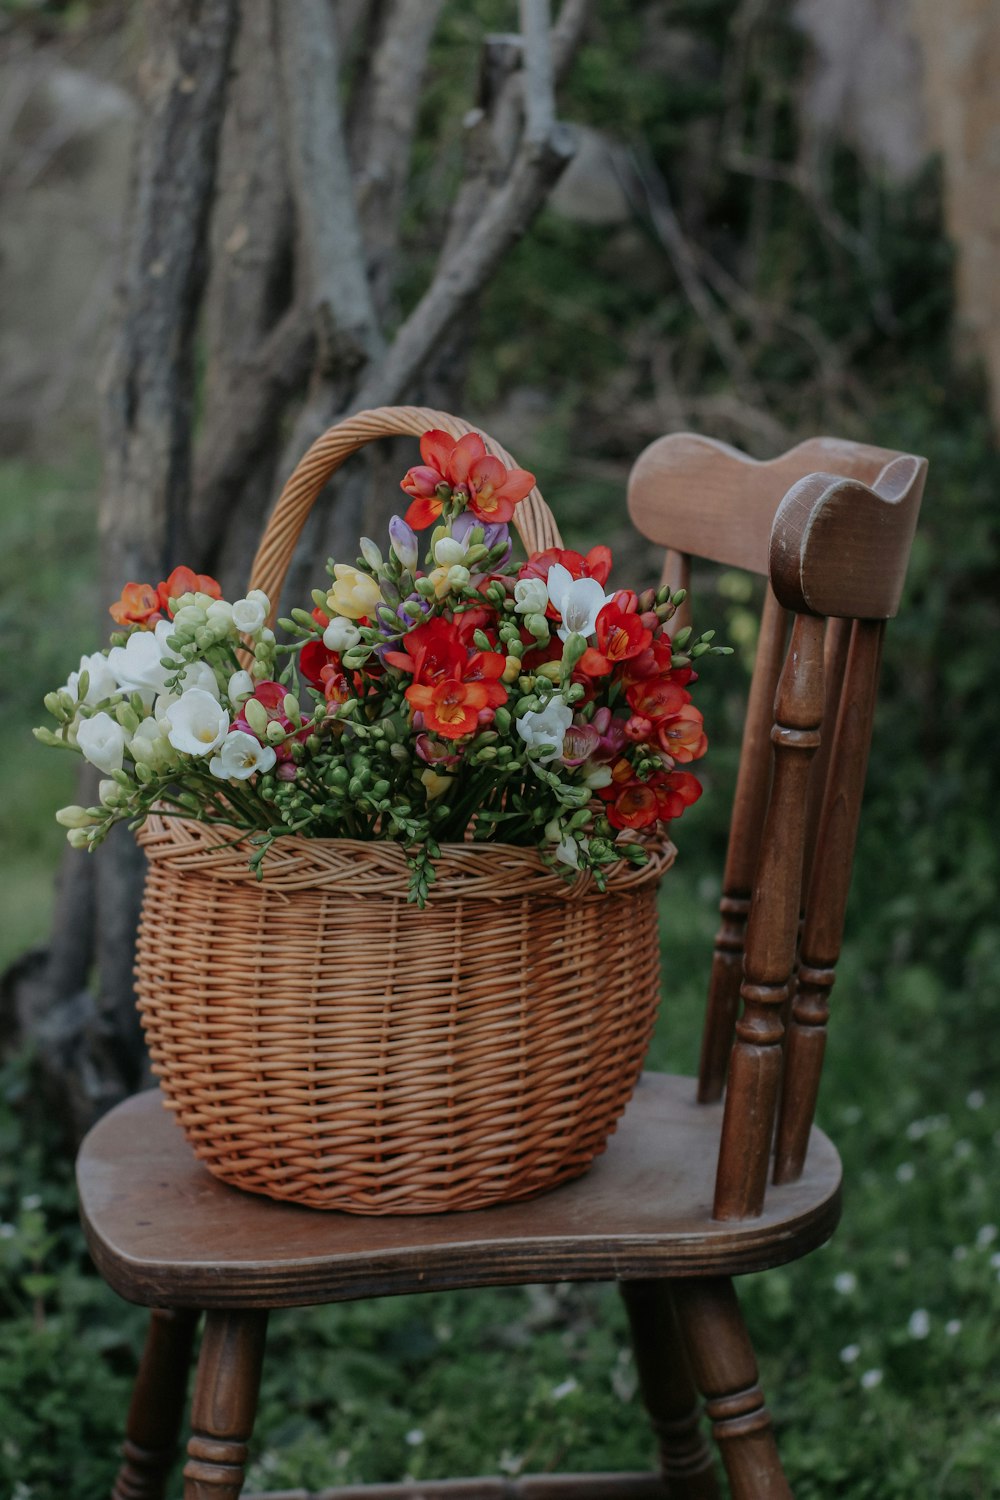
left=77, top=430, right=926, bottom=1500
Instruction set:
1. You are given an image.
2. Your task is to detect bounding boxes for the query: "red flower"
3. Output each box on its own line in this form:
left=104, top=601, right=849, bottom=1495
left=625, top=677, right=690, bottom=723
left=109, top=582, right=162, bottom=629
left=401, top=429, right=534, bottom=529
left=383, top=618, right=467, bottom=682
left=655, top=770, right=703, bottom=820
left=656, top=704, right=708, bottom=764
left=300, top=639, right=339, bottom=689
left=577, top=602, right=652, bottom=676
left=620, top=635, right=695, bottom=690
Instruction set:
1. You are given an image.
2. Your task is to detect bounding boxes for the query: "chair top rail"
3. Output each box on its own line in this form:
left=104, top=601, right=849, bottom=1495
left=627, top=432, right=915, bottom=577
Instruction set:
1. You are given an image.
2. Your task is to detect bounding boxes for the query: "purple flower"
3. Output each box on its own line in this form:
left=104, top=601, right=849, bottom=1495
left=388, top=514, right=419, bottom=572
left=451, top=511, right=512, bottom=570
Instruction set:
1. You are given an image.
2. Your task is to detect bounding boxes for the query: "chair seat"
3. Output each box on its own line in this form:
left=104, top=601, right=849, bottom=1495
left=77, top=1073, right=841, bottom=1310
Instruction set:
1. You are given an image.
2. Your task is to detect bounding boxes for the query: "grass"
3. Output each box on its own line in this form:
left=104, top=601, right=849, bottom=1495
left=0, top=455, right=99, bottom=968
left=2, top=451, right=998, bottom=1497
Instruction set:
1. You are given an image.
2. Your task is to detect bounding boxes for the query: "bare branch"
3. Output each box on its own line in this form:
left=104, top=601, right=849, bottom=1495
left=349, top=0, right=446, bottom=315
left=551, top=0, right=591, bottom=81
left=355, top=123, right=576, bottom=411
left=277, top=0, right=384, bottom=371
left=520, top=0, right=556, bottom=143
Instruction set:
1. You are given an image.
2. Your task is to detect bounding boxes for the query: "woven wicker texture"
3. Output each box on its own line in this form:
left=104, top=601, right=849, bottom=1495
left=136, top=406, right=674, bottom=1213
left=136, top=818, right=674, bottom=1213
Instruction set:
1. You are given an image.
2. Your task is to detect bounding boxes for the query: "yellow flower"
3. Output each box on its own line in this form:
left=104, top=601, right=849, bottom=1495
left=420, top=768, right=452, bottom=799
left=426, top=565, right=453, bottom=600
left=327, top=565, right=382, bottom=621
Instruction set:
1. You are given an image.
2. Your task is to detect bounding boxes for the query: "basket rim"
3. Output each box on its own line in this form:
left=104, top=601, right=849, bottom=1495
left=136, top=813, right=675, bottom=900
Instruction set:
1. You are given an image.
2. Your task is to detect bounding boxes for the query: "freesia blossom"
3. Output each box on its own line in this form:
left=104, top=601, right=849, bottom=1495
left=76, top=712, right=127, bottom=774
left=578, top=602, right=652, bottom=675
left=127, top=716, right=175, bottom=773
left=323, top=617, right=361, bottom=653
left=227, top=670, right=255, bottom=703
left=109, top=581, right=162, bottom=629
left=400, top=429, right=534, bottom=529
left=232, top=596, right=267, bottom=635
left=162, top=689, right=229, bottom=756
left=327, top=564, right=382, bottom=620
left=545, top=564, right=613, bottom=642
left=209, top=731, right=277, bottom=781
left=451, top=511, right=511, bottom=570
left=65, top=652, right=121, bottom=707
left=514, top=577, right=549, bottom=616
left=657, top=704, right=708, bottom=763
left=516, top=698, right=573, bottom=762
left=388, top=514, right=419, bottom=571
left=107, top=620, right=180, bottom=702
left=156, top=566, right=222, bottom=614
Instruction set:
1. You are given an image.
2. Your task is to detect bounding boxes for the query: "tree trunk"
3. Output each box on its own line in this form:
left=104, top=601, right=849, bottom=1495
left=5, top=0, right=587, bottom=1140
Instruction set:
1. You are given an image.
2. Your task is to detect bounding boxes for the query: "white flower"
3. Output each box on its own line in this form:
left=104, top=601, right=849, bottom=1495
left=555, top=835, right=580, bottom=869
left=404, top=1429, right=425, bottom=1448
left=323, top=618, right=362, bottom=653
left=550, top=1378, right=579, bottom=1401
left=433, top=536, right=466, bottom=566
left=76, top=712, right=127, bottom=775
left=545, top=563, right=613, bottom=641
left=860, top=1368, right=883, bottom=1391
left=976, top=1224, right=997, bottom=1248
left=833, top=1271, right=857, bottom=1296
left=65, top=651, right=121, bottom=707
left=127, top=716, right=175, bottom=772
left=227, top=669, right=256, bottom=704
left=839, top=1344, right=861, bottom=1364
left=209, top=731, right=277, bottom=781
left=178, top=660, right=221, bottom=699
left=163, top=689, right=229, bottom=756
left=514, top=577, right=549, bottom=616
left=107, top=622, right=179, bottom=702
left=516, top=699, right=573, bottom=763
left=907, top=1309, right=930, bottom=1339
left=966, top=1089, right=985, bottom=1110
left=945, top=1319, right=962, bottom=1336
left=895, top=1162, right=915, bottom=1183
left=232, top=596, right=267, bottom=634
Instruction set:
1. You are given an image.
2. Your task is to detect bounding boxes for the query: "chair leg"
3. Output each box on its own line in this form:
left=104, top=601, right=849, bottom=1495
left=112, top=1307, right=200, bottom=1500
left=183, top=1308, right=268, bottom=1500
left=671, top=1279, right=792, bottom=1500
left=621, top=1281, right=720, bottom=1499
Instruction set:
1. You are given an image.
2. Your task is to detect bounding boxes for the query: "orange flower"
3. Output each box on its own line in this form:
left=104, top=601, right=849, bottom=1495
left=577, top=602, right=652, bottom=676
left=109, top=582, right=162, bottom=629
left=657, top=704, right=708, bottom=764
left=156, top=566, right=222, bottom=614
left=406, top=678, right=491, bottom=739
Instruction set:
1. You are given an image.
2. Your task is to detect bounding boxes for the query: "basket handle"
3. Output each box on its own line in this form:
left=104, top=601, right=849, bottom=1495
left=247, top=405, right=563, bottom=620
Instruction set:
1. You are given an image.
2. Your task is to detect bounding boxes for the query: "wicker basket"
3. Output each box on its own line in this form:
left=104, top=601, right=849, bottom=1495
left=134, top=406, right=675, bottom=1214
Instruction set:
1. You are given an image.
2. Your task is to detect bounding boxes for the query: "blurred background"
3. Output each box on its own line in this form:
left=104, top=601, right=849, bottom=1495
left=0, top=1, right=998, bottom=1495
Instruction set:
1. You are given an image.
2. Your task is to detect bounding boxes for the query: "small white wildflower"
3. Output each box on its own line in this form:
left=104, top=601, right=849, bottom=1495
left=945, top=1319, right=962, bottom=1337
left=839, top=1344, right=861, bottom=1364
left=833, top=1271, right=857, bottom=1296
left=975, top=1224, right=997, bottom=1249
left=550, top=1377, right=579, bottom=1401
left=20, top=1194, right=41, bottom=1211
left=896, top=1162, right=915, bottom=1183
left=860, top=1368, right=883, bottom=1390
left=404, top=1429, right=425, bottom=1447
left=907, top=1309, right=931, bottom=1339
left=0, top=1223, right=16, bottom=1239
left=966, top=1089, right=985, bottom=1111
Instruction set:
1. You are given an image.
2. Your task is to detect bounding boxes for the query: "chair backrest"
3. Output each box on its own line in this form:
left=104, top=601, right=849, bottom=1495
left=627, top=433, right=927, bottom=1220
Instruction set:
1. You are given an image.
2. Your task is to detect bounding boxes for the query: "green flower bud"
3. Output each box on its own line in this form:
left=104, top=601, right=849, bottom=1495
left=447, top=564, right=471, bottom=589
left=342, top=646, right=371, bottom=670
left=66, top=827, right=93, bottom=849
left=360, top=537, right=383, bottom=569
left=115, top=703, right=141, bottom=733
left=265, top=721, right=286, bottom=744
left=414, top=576, right=437, bottom=599
left=494, top=706, right=511, bottom=734
left=561, top=632, right=588, bottom=671
left=55, top=804, right=99, bottom=829
left=525, top=613, right=549, bottom=641
left=243, top=699, right=269, bottom=736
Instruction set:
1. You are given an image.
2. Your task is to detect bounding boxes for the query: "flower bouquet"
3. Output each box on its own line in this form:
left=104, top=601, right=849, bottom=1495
left=36, top=408, right=725, bottom=1212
